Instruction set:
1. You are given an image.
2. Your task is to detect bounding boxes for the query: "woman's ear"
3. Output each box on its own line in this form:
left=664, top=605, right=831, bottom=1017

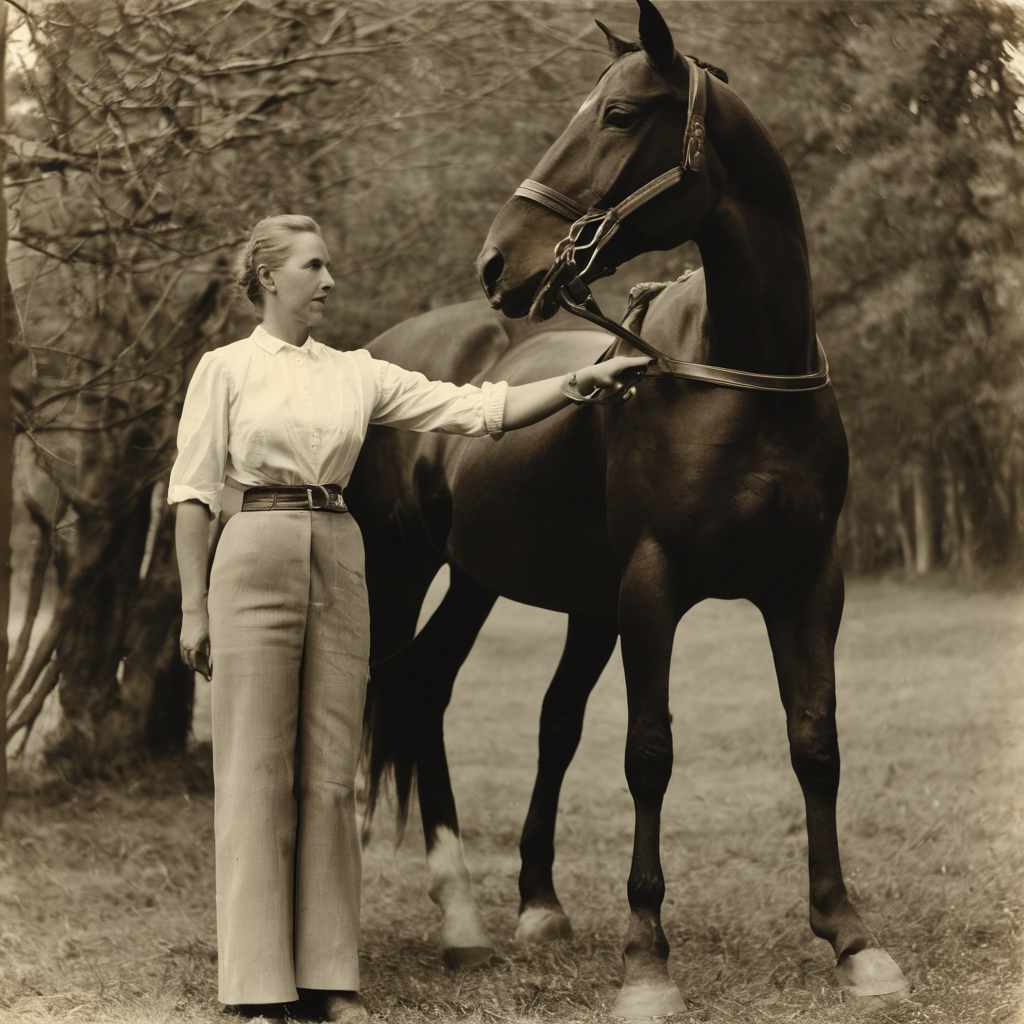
left=257, top=264, right=276, bottom=293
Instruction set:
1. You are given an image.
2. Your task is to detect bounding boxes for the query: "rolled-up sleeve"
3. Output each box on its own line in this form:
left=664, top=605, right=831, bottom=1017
left=368, top=358, right=507, bottom=439
left=168, top=352, right=234, bottom=516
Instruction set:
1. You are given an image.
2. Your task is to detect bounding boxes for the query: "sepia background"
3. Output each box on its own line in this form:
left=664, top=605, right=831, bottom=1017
left=0, top=2, right=1022, bottom=1023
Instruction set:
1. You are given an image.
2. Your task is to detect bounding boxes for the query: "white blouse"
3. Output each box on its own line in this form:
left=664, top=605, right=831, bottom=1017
left=168, top=325, right=508, bottom=516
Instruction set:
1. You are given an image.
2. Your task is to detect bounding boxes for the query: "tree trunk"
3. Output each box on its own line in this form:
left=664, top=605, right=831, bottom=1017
left=0, top=5, right=11, bottom=827
left=941, top=460, right=962, bottom=569
left=120, top=497, right=194, bottom=752
left=893, top=476, right=915, bottom=572
left=911, top=461, right=935, bottom=574
left=50, top=492, right=152, bottom=775
left=956, top=470, right=977, bottom=574
left=1013, top=449, right=1024, bottom=565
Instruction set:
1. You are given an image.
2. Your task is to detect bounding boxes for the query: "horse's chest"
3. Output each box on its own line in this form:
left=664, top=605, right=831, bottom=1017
left=605, top=429, right=839, bottom=580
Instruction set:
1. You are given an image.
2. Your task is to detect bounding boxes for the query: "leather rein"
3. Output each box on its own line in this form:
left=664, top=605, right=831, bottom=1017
left=512, top=56, right=830, bottom=403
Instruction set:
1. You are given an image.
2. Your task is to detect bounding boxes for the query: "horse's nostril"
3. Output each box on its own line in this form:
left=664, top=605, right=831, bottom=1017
left=479, top=247, right=505, bottom=296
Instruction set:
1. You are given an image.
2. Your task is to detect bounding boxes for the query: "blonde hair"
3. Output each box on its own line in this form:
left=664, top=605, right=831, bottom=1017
left=236, top=215, right=323, bottom=308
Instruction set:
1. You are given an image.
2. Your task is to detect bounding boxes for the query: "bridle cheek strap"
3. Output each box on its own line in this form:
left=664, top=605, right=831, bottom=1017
left=514, top=58, right=710, bottom=314
left=514, top=57, right=708, bottom=227
left=681, top=53, right=707, bottom=173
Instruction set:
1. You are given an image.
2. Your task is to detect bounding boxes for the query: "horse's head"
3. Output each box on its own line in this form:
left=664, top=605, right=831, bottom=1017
left=478, top=0, right=728, bottom=319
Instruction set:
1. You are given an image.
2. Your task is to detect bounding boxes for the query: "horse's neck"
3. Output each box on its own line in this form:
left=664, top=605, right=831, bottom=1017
left=691, top=134, right=817, bottom=376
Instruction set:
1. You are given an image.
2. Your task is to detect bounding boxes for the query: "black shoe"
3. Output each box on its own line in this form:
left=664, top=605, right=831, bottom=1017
left=231, top=1004, right=289, bottom=1023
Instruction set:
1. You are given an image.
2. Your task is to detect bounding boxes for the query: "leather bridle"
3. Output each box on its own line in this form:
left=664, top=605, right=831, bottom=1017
left=511, top=56, right=830, bottom=401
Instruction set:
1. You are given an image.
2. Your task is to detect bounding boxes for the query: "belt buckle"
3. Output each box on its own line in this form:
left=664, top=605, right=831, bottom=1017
left=307, top=485, right=345, bottom=511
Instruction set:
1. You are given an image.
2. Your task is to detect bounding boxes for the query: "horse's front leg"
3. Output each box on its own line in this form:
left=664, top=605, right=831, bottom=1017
left=612, top=543, right=689, bottom=1017
left=758, top=543, right=910, bottom=1002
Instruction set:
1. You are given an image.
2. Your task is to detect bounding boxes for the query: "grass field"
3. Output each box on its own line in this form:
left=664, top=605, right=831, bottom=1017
left=1, top=577, right=1022, bottom=1024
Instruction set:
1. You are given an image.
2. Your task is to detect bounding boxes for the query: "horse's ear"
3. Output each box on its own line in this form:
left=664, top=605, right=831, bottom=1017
left=636, top=0, right=676, bottom=75
left=595, top=19, right=638, bottom=59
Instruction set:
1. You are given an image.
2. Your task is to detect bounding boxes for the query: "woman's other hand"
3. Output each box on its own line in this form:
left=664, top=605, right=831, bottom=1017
left=175, top=498, right=215, bottom=680
left=180, top=606, right=213, bottom=680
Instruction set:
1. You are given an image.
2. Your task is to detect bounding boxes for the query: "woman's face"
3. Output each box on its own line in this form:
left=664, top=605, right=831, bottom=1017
left=260, top=232, right=334, bottom=327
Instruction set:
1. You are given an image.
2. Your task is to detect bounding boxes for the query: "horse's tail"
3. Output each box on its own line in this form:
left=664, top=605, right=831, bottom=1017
left=361, top=641, right=419, bottom=841
left=360, top=565, right=497, bottom=844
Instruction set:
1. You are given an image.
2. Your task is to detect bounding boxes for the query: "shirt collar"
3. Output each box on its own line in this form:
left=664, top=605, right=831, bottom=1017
left=251, top=324, right=326, bottom=360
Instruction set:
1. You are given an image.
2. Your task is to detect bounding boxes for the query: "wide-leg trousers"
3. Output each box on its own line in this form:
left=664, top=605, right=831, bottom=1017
left=208, top=509, right=370, bottom=1005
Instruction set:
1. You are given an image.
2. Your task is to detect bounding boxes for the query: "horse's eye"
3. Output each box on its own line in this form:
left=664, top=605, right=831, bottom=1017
left=603, top=106, right=638, bottom=129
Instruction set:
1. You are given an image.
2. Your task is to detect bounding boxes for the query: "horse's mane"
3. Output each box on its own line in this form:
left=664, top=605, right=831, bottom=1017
left=686, top=55, right=729, bottom=83
left=598, top=50, right=729, bottom=85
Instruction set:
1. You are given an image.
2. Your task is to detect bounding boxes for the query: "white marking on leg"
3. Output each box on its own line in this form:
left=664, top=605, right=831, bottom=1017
left=514, top=904, right=573, bottom=944
left=835, top=948, right=910, bottom=1000
left=612, top=977, right=686, bottom=1018
left=426, top=826, right=493, bottom=951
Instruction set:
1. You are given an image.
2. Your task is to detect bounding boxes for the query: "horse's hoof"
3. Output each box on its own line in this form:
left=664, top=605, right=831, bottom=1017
left=514, top=906, right=574, bottom=944
left=835, top=948, right=910, bottom=1000
left=442, top=945, right=496, bottom=969
left=610, top=979, right=686, bottom=1018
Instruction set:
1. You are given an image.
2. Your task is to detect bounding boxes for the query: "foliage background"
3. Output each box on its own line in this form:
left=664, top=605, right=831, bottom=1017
left=3, top=0, right=1023, bottom=762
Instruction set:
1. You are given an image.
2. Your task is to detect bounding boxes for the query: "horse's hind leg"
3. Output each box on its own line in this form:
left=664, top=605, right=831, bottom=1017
left=757, top=543, right=910, bottom=1002
left=515, top=612, right=618, bottom=944
left=402, top=565, right=500, bottom=968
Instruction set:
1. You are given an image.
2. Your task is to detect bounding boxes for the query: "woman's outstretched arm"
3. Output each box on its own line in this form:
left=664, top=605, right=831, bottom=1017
left=501, top=354, right=651, bottom=430
left=175, top=498, right=215, bottom=680
left=366, top=351, right=652, bottom=437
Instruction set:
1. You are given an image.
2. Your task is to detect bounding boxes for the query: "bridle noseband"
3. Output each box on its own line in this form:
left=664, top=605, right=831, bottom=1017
left=511, top=56, right=830, bottom=400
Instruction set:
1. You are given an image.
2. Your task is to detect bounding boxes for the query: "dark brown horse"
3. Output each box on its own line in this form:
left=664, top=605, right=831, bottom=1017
left=348, top=1, right=909, bottom=1013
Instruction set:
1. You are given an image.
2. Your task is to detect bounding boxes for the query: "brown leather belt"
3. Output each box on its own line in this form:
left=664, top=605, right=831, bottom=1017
left=241, top=484, right=349, bottom=513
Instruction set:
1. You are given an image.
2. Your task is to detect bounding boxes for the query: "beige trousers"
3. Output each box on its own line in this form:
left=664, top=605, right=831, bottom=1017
left=208, top=509, right=370, bottom=1005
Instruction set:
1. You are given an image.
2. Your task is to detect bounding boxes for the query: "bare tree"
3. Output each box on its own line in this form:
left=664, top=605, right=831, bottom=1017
left=2, top=0, right=600, bottom=772
left=0, top=2, right=12, bottom=825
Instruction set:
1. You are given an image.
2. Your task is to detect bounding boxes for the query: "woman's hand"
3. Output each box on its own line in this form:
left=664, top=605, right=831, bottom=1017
left=574, top=355, right=653, bottom=397
left=501, top=355, right=654, bottom=431
left=175, top=498, right=215, bottom=680
left=180, top=605, right=213, bottom=680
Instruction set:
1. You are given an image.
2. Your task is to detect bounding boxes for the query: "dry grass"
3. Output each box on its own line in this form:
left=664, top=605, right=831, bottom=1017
left=1, top=577, right=1022, bottom=1024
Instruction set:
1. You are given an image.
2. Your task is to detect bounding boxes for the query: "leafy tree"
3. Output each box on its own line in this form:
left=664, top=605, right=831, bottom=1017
left=793, top=0, right=1024, bottom=572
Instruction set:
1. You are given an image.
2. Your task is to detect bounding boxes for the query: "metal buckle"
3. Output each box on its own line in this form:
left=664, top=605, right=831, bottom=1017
left=683, top=115, right=706, bottom=172
left=307, top=484, right=338, bottom=510
left=309, top=484, right=347, bottom=511
left=528, top=209, right=621, bottom=321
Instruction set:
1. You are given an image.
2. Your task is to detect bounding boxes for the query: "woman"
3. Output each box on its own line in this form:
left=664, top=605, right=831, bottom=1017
left=169, top=214, right=648, bottom=1023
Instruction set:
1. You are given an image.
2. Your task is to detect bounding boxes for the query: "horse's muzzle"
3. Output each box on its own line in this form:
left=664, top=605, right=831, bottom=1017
left=477, top=245, right=504, bottom=300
